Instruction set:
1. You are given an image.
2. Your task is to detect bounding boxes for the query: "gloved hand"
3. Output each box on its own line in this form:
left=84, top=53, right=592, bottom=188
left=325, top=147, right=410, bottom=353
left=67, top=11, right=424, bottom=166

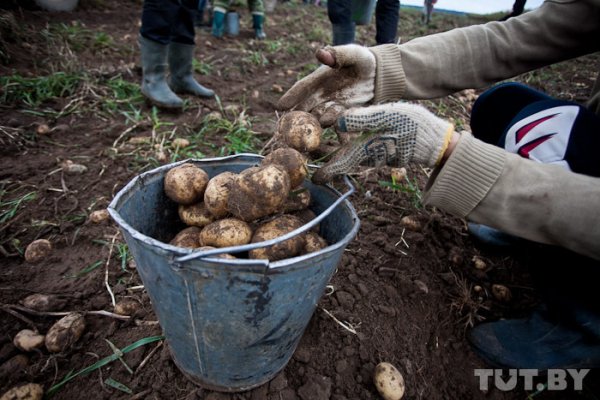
left=312, top=102, right=456, bottom=184
left=276, top=45, right=376, bottom=126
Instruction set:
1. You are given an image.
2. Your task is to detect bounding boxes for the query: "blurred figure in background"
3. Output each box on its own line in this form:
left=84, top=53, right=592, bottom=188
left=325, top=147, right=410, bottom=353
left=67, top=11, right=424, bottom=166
left=500, top=0, right=526, bottom=20
left=139, top=0, right=215, bottom=110
left=328, top=0, right=399, bottom=45
left=211, top=0, right=266, bottom=39
left=422, top=0, right=436, bottom=25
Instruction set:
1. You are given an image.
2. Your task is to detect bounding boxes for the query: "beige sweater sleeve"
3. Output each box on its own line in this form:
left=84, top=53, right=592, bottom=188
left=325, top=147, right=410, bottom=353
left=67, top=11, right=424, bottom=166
left=369, top=0, right=600, bottom=102
left=423, top=133, right=600, bottom=260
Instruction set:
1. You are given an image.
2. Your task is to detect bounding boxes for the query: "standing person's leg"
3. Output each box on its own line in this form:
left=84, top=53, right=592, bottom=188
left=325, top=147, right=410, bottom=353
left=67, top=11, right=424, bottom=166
left=211, top=0, right=228, bottom=37
left=139, top=0, right=184, bottom=108
left=328, top=0, right=354, bottom=45
left=512, top=0, right=526, bottom=16
left=248, top=0, right=266, bottom=39
left=375, top=0, right=399, bottom=44
left=168, top=1, right=215, bottom=98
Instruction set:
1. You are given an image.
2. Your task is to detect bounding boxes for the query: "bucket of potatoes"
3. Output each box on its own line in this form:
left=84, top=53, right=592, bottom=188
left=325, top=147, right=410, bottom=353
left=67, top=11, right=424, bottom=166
left=166, top=112, right=330, bottom=260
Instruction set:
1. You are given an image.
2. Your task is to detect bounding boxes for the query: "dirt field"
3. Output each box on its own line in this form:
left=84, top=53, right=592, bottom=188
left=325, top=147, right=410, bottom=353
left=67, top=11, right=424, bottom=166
left=1, top=1, right=599, bottom=399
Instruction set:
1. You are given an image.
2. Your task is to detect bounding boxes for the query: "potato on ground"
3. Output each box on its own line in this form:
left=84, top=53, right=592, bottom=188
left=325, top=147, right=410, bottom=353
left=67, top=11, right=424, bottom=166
left=164, top=163, right=209, bottom=205
left=200, top=218, right=252, bottom=248
left=45, top=313, right=85, bottom=353
left=249, top=215, right=305, bottom=261
left=204, top=171, right=236, bottom=218
left=24, top=239, right=52, bottom=263
left=227, top=165, right=291, bottom=222
left=114, top=299, right=141, bottom=316
left=178, top=202, right=215, bottom=227
left=20, top=293, right=66, bottom=312
left=170, top=226, right=202, bottom=248
left=262, top=147, right=308, bottom=188
left=0, top=383, right=43, bottom=400
left=13, top=330, right=45, bottom=352
left=374, top=362, right=405, bottom=400
left=278, top=111, right=322, bottom=153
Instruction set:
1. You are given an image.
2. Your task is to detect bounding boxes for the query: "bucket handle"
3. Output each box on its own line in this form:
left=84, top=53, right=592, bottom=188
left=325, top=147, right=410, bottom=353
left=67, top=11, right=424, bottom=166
left=174, top=175, right=355, bottom=264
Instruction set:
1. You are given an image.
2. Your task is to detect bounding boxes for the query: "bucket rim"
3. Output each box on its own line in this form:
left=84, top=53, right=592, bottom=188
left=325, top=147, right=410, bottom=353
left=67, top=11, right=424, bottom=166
left=108, top=153, right=360, bottom=270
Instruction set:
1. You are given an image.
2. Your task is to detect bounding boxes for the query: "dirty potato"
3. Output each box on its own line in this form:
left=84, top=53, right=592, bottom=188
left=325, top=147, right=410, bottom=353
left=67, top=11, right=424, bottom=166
left=45, top=313, right=86, bottom=353
left=114, top=299, right=141, bottom=316
left=374, top=362, right=406, bottom=400
left=304, top=231, right=328, bottom=254
left=0, top=383, right=43, bottom=400
left=13, top=330, right=45, bottom=352
left=278, top=111, right=322, bottom=153
left=249, top=215, right=305, bottom=261
left=227, top=165, right=291, bottom=222
left=178, top=202, right=215, bottom=227
left=204, top=171, right=236, bottom=218
left=199, top=218, right=252, bottom=248
left=262, top=147, right=308, bottom=188
left=283, top=187, right=311, bottom=213
left=20, top=293, right=66, bottom=312
left=292, top=208, right=320, bottom=233
left=170, top=226, right=202, bottom=248
left=198, top=246, right=236, bottom=259
left=164, top=163, right=209, bottom=205
left=24, top=239, right=52, bottom=264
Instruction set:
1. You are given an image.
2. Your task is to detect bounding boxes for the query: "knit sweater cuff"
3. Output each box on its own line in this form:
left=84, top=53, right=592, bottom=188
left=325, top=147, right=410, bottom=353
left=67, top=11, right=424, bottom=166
left=423, top=132, right=506, bottom=218
left=369, top=44, right=406, bottom=104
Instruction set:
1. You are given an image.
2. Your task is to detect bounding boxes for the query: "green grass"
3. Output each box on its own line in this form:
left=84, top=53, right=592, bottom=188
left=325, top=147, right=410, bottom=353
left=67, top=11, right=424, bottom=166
left=100, top=75, right=144, bottom=114
left=0, top=190, right=37, bottom=225
left=193, top=58, right=214, bottom=75
left=0, top=73, right=82, bottom=107
left=379, top=175, right=423, bottom=208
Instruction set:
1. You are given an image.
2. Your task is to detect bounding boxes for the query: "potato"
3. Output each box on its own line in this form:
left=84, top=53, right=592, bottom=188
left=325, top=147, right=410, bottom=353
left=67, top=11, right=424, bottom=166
left=114, top=299, right=141, bottom=316
left=24, top=239, right=52, bottom=264
left=13, top=330, right=45, bottom=352
left=198, top=246, right=236, bottom=259
left=471, top=256, right=487, bottom=270
left=373, top=362, right=405, bottom=400
left=178, top=202, right=215, bottom=227
left=304, top=231, right=328, bottom=254
left=262, top=147, right=308, bottom=188
left=164, top=163, right=209, bottom=205
left=89, top=209, right=110, bottom=224
left=492, top=284, right=512, bottom=302
left=249, top=215, right=305, bottom=261
left=20, top=293, right=66, bottom=312
left=278, top=111, right=322, bottom=153
left=204, top=171, right=236, bottom=218
left=45, top=313, right=85, bottom=353
left=199, top=218, right=252, bottom=248
left=283, top=187, right=311, bottom=213
left=170, top=226, right=202, bottom=248
left=292, top=208, right=320, bottom=233
left=227, top=165, right=291, bottom=222
left=0, top=383, right=43, bottom=400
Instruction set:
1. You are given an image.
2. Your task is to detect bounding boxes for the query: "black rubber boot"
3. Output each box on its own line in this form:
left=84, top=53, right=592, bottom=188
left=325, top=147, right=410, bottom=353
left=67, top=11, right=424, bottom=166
left=139, top=36, right=184, bottom=109
left=167, top=42, right=215, bottom=98
left=332, top=22, right=355, bottom=45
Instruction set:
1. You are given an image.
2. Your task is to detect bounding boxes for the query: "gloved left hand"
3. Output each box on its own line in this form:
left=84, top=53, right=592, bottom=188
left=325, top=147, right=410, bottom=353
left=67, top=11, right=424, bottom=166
left=312, top=102, right=456, bottom=184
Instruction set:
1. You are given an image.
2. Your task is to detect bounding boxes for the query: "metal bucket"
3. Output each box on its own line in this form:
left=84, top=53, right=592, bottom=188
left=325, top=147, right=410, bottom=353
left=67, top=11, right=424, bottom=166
left=108, top=154, right=360, bottom=392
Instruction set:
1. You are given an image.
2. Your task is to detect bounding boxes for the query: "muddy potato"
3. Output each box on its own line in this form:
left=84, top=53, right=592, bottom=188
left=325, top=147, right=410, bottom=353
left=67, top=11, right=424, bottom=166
left=45, top=313, right=85, bottom=353
left=292, top=208, right=320, bottom=233
left=170, top=226, right=202, bottom=248
left=0, top=383, right=43, bottom=400
left=89, top=209, right=110, bottom=224
left=204, top=171, right=236, bottom=218
left=164, top=163, right=209, bottom=205
left=227, top=165, right=291, bottom=222
left=278, top=111, right=322, bottom=153
left=20, top=293, right=66, bottom=312
left=199, top=218, right=252, bottom=248
left=262, top=147, right=308, bottom=188
left=114, top=299, right=141, bottom=316
left=283, top=187, right=311, bottom=213
left=178, top=202, right=215, bottom=227
left=374, top=362, right=406, bottom=400
left=24, top=239, right=52, bottom=264
left=13, top=330, right=45, bottom=352
left=492, top=284, right=512, bottom=302
left=249, top=215, right=305, bottom=261
left=304, top=231, right=328, bottom=254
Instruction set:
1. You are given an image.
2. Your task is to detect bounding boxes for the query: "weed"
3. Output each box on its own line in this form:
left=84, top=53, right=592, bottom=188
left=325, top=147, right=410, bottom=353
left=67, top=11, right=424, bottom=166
left=297, top=63, right=319, bottom=79
left=263, top=39, right=283, bottom=53
left=0, top=190, right=37, bottom=225
left=100, top=75, right=144, bottom=114
left=197, top=111, right=260, bottom=155
left=193, top=58, right=214, bottom=75
left=0, top=72, right=82, bottom=107
left=244, top=50, right=269, bottom=66
left=378, top=175, right=422, bottom=208
left=68, top=260, right=103, bottom=278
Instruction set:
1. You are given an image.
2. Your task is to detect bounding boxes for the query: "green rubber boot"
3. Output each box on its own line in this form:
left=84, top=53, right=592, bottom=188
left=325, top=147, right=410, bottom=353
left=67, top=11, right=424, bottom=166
left=252, top=13, right=266, bottom=40
left=139, top=36, right=183, bottom=109
left=212, top=8, right=226, bottom=38
left=167, top=42, right=215, bottom=98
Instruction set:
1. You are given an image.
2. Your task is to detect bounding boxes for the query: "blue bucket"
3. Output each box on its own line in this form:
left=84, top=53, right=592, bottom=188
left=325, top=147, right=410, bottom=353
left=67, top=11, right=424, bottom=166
left=108, top=154, right=360, bottom=392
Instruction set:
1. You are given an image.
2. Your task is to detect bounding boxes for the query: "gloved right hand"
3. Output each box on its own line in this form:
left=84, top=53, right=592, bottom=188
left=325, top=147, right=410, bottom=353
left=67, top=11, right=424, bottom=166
left=276, top=45, right=376, bottom=126
left=312, top=102, right=456, bottom=184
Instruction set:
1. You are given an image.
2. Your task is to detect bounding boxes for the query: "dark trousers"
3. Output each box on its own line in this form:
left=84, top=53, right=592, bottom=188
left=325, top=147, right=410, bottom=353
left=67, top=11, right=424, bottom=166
left=327, top=0, right=399, bottom=45
left=140, top=0, right=198, bottom=45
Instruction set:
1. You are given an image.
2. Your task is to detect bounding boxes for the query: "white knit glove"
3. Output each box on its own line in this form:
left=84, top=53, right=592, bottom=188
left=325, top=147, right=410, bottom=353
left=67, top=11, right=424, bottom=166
left=277, top=45, right=376, bottom=126
left=312, top=102, right=455, bottom=184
